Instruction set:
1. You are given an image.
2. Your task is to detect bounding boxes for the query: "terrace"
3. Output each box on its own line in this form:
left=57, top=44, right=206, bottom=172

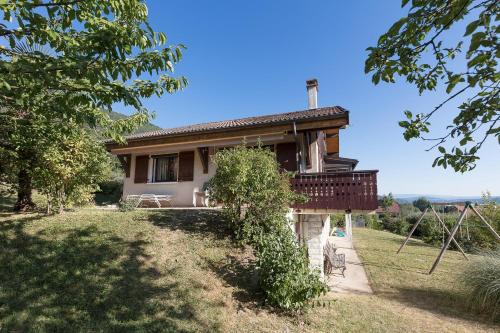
left=291, top=170, right=379, bottom=211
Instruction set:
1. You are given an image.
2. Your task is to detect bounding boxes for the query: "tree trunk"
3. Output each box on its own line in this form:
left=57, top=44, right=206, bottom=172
left=14, top=168, right=36, bottom=212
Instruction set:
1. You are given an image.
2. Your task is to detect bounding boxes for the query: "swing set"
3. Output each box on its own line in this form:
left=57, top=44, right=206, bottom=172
left=396, top=202, right=500, bottom=274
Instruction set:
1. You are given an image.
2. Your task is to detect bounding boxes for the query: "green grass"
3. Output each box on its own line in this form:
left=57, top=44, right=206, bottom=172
left=0, top=210, right=498, bottom=332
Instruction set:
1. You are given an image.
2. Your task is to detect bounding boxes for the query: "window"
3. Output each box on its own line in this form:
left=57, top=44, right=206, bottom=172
left=153, top=154, right=178, bottom=182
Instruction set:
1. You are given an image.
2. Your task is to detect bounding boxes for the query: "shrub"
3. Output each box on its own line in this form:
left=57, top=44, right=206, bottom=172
left=209, top=143, right=326, bottom=310
left=460, top=248, right=500, bottom=320
left=379, top=214, right=409, bottom=235
left=365, top=214, right=383, bottom=230
left=330, top=213, right=345, bottom=228
left=118, top=197, right=139, bottom=212
left=95, top=179, right=123, bottom=205
left=255, top=221, right=326, bottom=310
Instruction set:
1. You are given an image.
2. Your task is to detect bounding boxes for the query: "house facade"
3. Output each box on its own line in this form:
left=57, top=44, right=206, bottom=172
left=106, top=79, right=378, bottom=275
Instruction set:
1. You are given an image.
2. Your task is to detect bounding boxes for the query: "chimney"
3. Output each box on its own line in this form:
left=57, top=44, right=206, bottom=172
left=306, top=79, right=318, bottom=109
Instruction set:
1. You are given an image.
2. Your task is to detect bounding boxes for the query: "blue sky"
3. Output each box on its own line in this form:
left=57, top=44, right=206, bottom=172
left=117, top=0, right=499, bottom=196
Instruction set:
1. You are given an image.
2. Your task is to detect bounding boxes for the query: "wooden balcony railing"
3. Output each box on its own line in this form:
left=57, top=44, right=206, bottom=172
left=291, top=170, right=378, bottom=211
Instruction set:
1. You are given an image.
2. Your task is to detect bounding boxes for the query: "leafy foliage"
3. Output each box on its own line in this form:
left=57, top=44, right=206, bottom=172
left=0, top=1, right=186, bottom=211
left=34, top=124, right=112, bottom=213
left=118, top=197, right=139, bottom=212
left=365, top=0, right=499, bottom=172
left=0, top=0, right=187, bottom=141
left=413, top=197, right=431, bottom=212
left=209, top=144, right=326, bottom=310
left=381, top=192, right=395, bottom=210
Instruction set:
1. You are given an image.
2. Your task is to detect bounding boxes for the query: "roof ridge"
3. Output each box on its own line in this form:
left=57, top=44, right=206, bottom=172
left=105, top=106, right=347, bottom=143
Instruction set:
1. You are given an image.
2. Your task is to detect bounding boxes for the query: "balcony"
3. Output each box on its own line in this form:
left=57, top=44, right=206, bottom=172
left=291, top=170, right=379, bottom=211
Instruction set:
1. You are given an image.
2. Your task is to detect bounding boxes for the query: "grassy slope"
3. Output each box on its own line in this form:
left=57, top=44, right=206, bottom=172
left=0, top=210, right=498, bottom=333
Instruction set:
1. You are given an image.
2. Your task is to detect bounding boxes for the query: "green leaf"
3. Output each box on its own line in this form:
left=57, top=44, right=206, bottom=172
left=464, top=20, right=480, bottom=36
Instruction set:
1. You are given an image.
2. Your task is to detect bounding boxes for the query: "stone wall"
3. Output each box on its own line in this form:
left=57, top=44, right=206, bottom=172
left=296, top=214, right=331, bottom=277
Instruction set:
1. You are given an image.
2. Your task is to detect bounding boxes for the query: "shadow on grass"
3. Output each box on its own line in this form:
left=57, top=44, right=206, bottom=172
left=147, top=210, right=263, bottom=308
left=0, top=194, right=16, bottom=212
left=379, top=286, right=496, bottom=324
left=147, top=209, right=232, bottom=241
left=0, top=215, right=204, bottom=333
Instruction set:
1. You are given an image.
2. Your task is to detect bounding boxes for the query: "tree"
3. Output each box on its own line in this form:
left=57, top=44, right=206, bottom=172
left=413, top=197, right=431, bottom=212
left=0, top=1, right=187, bottom=210
left=365, top=0, right=499, bottom=172
left=209, top=144, right=326, bottom=310
left=34, top=124, right=112, bottom=214
left=381, top=192, right=395, bottom=210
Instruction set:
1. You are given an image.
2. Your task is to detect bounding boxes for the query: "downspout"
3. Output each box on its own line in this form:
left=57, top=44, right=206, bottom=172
left=293, top=122, right=301, bottom=173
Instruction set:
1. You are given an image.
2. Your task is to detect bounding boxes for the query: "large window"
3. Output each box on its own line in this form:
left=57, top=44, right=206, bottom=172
left=153, top=154, right=178, bottom=182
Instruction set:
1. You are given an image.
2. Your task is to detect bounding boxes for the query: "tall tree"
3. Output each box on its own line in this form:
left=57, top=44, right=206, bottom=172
left=365, top=0, right=499, bottom=172
left=381, top=192, right=395, bottom=211
left=413, top=197, right=431, bottom=212
left=0, top=1, right=187, bottom=210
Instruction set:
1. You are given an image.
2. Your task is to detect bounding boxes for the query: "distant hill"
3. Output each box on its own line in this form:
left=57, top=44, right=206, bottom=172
left=392, top=194, right=500, bottom=204
left=108, top=111, right=161, bottom=134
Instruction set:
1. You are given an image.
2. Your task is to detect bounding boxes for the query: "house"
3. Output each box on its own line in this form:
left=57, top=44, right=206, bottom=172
left=105, top=79, right=378, bottom=275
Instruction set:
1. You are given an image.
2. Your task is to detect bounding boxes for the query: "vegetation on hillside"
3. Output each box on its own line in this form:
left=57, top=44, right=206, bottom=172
left=0, top=209, right=497, bottom=332
left=209, top=144, right=326, bottom=310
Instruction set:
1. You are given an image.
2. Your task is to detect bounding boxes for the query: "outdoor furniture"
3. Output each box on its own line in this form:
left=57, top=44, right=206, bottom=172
left=126, top=194, right=173, bottom=208
left=324, top=243, right=346, bottom=277
left=194, top=191, right=209, bottom=207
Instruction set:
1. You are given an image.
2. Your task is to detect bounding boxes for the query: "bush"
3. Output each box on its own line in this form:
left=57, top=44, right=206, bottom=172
left=460, top=248, right=500, bottom=320
left=118, top=197, right=139, bottom=212
left=379, top=214, right=409, bottom=235
left=330, top=213, right=345, bottom=228
left=209, top=143, right=326, bottom=310
left=255, top=222, right=326, bottom=310
left=95, top=179, right=123, bottom=205
left=365, top=214, right=383, bottom=230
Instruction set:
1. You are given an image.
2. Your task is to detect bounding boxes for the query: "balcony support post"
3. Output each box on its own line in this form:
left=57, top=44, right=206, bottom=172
left=345, top=209, right=353, bottom=249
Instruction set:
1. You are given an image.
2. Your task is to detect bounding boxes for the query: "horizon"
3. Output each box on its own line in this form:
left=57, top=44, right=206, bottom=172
left=114, top=1, right=499, bottom=197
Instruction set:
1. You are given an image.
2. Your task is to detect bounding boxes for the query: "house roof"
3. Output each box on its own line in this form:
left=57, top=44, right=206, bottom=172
left=105, top=106, right=348, bottom=144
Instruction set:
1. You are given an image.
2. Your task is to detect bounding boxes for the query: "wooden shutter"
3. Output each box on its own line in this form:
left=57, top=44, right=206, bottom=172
left=276, top=142, right=297, bottom=172
left=134, top=155, right=149, bottom=183
left=178, top=151, right=195, bottom=181
left=325, top=128, right=339, bottom=155
left=117, top=154, right=132, bottom=178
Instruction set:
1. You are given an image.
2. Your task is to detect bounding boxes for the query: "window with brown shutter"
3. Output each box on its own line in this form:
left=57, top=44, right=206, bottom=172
left=178, top=151, right=195, bottom=181
left=276, top=142, right=297, bottom=172
left=134, top=155, right=149, bottom=183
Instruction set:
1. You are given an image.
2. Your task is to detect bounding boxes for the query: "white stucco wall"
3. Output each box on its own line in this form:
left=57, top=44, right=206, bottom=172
left=114, top=132, right=324, bottom=207
left=115, top=134, right=299, bottom=206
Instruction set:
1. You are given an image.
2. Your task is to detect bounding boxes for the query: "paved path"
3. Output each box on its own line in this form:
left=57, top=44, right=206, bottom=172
left=326, top=235, right=373, bottom=294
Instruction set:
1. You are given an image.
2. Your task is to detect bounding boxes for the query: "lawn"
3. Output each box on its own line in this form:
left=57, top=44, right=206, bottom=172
left=0, top=209, right=498, bottom=332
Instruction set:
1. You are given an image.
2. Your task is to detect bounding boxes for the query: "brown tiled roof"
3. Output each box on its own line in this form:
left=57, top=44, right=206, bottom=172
left=107, top=106, right=347, bottom=143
